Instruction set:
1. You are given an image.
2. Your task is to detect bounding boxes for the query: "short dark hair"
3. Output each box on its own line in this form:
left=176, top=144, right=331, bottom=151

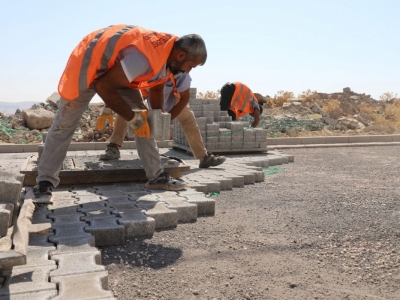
left=175, top=34, right=207, bottom=65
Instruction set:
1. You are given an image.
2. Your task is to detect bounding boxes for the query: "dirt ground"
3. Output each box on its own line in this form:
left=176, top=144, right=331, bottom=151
left=102, top=146, right=400, bottom=300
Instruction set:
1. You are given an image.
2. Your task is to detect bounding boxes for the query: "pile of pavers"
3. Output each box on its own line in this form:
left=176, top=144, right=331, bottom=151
left=173, top=88, right=268, bottom=152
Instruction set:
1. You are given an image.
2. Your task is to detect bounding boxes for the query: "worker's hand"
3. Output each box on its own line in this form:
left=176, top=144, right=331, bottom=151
left=127, top=110, right=147, bottom=131
left=128, top=110, right=151, bottom=138
left=96, top=107, right=114, bottom=130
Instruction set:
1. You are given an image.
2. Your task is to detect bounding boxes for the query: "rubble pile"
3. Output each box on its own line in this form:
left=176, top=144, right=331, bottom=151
left=0, top=87, right=399, bottom=144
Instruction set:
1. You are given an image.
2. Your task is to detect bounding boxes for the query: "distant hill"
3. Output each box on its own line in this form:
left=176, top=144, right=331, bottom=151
left=0, top=101, right=38, bottom=115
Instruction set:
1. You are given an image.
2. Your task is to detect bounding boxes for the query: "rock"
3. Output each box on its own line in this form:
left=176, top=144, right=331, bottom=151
left=307, top=114, right=323, bottom=120
left=46, top=92, right=61, bottom=108
left=311, top=103, right=322, bottom=114
left=343, top=87, right=351, bottom=93
left=287, top=128, right=299, bottom=137
left=287, top=98, right=305, bottom=103
left=338, top=117, right=361, bottom=130
left=364, top=124, right=395, bottom=134
left=349, top=96, right=359, bottom=100
left=356, top=113, right=372, bottom=126
left=329, top=108, right=342, bottom=119
left=21, top=108, right=55, bottom=130
left=322, top=116, right=338, bottom=126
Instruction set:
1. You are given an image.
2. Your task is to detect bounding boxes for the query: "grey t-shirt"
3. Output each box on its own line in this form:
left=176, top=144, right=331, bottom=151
left=118, top=45, right=167, bottom=83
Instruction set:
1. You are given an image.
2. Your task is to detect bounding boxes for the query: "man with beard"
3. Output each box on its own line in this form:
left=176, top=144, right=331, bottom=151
left=33, top=25, right=207, bottom=197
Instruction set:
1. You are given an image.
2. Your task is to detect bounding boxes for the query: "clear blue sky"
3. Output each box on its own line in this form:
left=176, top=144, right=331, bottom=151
left=1, top=0, right=399, bottom=103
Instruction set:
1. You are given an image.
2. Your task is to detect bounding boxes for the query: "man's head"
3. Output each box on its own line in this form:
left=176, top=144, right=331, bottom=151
left=167, top=34, right=207, bottom=75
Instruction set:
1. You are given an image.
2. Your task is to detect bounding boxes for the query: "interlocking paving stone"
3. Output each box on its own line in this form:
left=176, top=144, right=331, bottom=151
left=185, top=195, right=215, bottom=216
left=1, top=148, right=295, bottom=299
left=49, top=224, right=93, bottom=244
left=84, top=217, right=125, bottom=247
left=50, top=251, right=104, bottom=277
left=51, top=271, right=115, bottom=300
left=140, top=202, right=178, bottom=229
left=50, top=236, right=96, bottom=255
left=0, top=290, right=58, bottom=300
left=161, top=197, right=198, bottom=222
left=0, top=265, right=57, bottom=297
left=116, top=208, right=155, bottom=237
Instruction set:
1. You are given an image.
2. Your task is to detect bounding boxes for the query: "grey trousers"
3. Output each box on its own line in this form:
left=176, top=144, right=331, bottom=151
left=37, top=88, right=164, bottom=187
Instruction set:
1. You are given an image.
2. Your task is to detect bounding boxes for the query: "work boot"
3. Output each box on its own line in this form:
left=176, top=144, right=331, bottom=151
left=199, top=152, right=226, bottom=168
left=145, top=173, right=187, bottom=191
left=32, top=181, right=53, bottom=198
left=100, top=143, right=120, bottom=160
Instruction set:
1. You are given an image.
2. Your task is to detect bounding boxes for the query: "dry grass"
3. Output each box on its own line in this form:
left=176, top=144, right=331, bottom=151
left=313, top=99, right=342, bottom=113
left=197, top=90, right=220, bottom=99
left=266, top=91, right=294, bottom=108
left=360, top=99, right=400, bottom=126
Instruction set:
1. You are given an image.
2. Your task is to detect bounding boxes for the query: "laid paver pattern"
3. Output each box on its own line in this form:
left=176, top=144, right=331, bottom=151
left=0, top=148, right=292, bottom=299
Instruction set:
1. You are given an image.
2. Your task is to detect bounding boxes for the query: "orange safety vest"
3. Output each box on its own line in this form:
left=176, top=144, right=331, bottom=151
left=140, top=73, right=178, bottom=99
left=229, top=82, right=259, bottom=119
left=58, top=25, right=178, bottom=100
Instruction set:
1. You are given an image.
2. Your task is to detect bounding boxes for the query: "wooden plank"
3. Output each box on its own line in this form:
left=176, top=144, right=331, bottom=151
left=21, top=154, right=189, bottom=186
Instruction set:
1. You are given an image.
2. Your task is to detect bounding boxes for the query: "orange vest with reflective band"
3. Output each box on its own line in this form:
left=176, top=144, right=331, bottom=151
left=58, top=25, right=178, bottom=100
left=140, top=73, right=178, bottom=99
left=229, top=82, right=258, bottom=119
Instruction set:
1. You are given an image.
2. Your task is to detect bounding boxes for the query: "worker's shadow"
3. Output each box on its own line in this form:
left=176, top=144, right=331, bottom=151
left=101, top=237, right=182, bottom=270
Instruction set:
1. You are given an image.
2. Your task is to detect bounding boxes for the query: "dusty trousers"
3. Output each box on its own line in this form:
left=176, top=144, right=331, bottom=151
left=37, top=88, right=164, bottom=187
left=111, top=105, right=207, bottom=160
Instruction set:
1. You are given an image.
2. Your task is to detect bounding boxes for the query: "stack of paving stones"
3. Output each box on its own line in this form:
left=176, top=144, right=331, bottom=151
left=0, top=144, right=293, bottom=298
left=173, top=88, right=268, bottom=152
left=0, top=154, right=25, bottom=241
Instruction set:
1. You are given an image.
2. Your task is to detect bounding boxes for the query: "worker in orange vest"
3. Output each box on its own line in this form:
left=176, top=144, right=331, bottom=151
left=97, top=72, right=226, bottom=169
left=220, top=82, right=263, bottom=128
left=33, top=25, right=207, bottom=197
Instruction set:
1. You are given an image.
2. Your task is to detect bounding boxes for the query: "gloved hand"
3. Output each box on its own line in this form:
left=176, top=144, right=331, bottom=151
left=128, top=110, right=151, bottom=138
left=96, top=107, right=114, bottom=130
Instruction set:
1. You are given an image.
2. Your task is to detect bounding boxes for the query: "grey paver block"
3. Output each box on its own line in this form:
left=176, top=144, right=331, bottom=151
left=85, top=217, right=125, bottom=246
left=50, top=251, right=104, bottom=277
left=140, top=202, right=178, bottom=229
left=14, top=245, right=56, bottom=268
left=32, top=205, right=51, bottom=224
left=199, top=180, right=220, bottom=193
left=0, top=265, right=57, bottom=296
left=0, top=290, right=58, bottom=300
left=185, top=195, right=215, bottom=216
left=0, top=180, right=22, bottom=205
left=224, top=175, right=244, bottom=188
left=47, top=199, right=77, bottom=209
left=49, top=224, right=93, bottom=244
left=186, top=181, right=208, bottom=193
left=162, top=198, right=198, bottom=222
left=48, top=206, right=80, bottom=216
left=78, top=201, right=108, bottom=213
left=0, top=205, right=11, bottom=237
left=50, top=236, right=96, bottom=255
left=51, top=271, right=114, bottom=300
left=51, top=214, right=85, bottom=225
left=0, top=250, right=26, bottom=269
left=117, top=208, right=155, bottom=237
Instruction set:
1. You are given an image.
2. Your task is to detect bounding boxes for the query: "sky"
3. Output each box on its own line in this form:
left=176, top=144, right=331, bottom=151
left=1, top=0, right=399, bottom=104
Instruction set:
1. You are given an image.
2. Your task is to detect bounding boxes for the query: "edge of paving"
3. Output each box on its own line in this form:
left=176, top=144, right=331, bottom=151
left=1, top=135, right=400, bottom=153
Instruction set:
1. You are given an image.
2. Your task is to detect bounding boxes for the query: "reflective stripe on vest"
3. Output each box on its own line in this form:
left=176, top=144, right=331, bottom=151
left=229, top=82, right=257, bottom=119
left=58, top=25, right=177, bottom=100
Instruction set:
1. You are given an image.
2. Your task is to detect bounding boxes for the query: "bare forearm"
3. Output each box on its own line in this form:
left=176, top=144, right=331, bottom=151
left=149, top=83, right=165, bottom=110
left=169, top=89, right=190, bottom=120
left=94, top=84, right=134, bottom=121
